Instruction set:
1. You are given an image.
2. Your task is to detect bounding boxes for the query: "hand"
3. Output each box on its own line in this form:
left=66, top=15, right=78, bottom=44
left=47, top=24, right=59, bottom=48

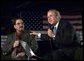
left=47, top=29, right=55, bottom=38
left=13, top=40, right=19, bottom=48
left=30, top=31, right=39, bottom=36
left=16, top=52, right=25, bottom=57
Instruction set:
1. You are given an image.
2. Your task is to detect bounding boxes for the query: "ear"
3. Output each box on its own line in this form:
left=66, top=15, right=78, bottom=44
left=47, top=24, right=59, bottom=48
left=14, top=25, right=16, bottom=29
left=57, top=16, right=60, bottom=21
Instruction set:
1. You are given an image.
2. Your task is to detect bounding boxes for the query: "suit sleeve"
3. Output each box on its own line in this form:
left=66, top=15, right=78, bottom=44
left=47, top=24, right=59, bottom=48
left=40, top=34, right=51, bottom=41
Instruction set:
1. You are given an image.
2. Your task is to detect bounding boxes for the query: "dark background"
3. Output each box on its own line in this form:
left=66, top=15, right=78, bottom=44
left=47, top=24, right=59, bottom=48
left=1, top=0, right=83, bottom=59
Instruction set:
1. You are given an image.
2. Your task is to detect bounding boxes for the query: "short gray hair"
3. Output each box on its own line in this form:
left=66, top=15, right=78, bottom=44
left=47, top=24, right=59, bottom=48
left=47, top=9, right=61, bottom=20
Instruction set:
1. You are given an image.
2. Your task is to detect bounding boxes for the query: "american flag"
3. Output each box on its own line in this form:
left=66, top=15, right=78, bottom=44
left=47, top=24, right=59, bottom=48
left=22, top=10, right=82, bottom=41
left=1, top=11, right=83, bottom=47
left=18, top=8, right=82, bottom=41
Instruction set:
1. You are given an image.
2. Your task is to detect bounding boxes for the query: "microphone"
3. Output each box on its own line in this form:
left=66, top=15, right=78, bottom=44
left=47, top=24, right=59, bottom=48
left=48, top=24, right=54, bottom=31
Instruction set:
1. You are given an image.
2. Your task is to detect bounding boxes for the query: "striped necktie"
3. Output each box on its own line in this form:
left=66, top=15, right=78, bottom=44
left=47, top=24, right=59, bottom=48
left=53, top=27, right=57, bottom=34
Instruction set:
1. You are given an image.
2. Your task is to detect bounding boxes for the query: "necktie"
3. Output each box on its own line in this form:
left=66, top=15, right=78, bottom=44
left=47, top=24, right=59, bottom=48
left=53, top=27, right=57, bottom=34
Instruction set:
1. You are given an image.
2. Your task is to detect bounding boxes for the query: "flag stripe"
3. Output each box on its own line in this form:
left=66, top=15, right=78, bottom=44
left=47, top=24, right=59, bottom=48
left=43, top=20, right=82, bottom=24
left=43, top=15, right=82, bottom=19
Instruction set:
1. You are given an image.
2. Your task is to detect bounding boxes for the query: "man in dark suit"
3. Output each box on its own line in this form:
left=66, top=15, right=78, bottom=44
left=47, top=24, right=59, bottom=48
left=31, top=9, right=79, bottom=60
left=1, top=17, right=38, bottom=60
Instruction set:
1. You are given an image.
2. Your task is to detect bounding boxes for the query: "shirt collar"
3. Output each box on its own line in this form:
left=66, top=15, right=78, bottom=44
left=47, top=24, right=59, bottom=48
left=54, top=21, right=59, bottom=29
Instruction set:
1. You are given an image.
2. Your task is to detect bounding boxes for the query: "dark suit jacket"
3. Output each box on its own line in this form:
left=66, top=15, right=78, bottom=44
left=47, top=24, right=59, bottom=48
left=41, top=20, right=80, bottom=60
left=2, top=30, right=38, bottom=60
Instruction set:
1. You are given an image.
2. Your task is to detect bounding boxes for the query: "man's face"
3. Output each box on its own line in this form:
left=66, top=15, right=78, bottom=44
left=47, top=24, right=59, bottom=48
left=47, top=11, right=58, bottom=25
left=14, top=19, right=25, bottom=31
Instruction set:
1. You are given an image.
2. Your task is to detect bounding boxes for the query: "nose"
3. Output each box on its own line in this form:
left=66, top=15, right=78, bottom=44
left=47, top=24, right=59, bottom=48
left=19, top=24, right=24, bottom=27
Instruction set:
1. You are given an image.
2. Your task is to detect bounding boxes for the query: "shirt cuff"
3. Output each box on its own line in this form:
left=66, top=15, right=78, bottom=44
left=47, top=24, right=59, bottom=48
left=52, top=35, right=55, bottom=38
left=37, top=33, right=41, bottom=38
